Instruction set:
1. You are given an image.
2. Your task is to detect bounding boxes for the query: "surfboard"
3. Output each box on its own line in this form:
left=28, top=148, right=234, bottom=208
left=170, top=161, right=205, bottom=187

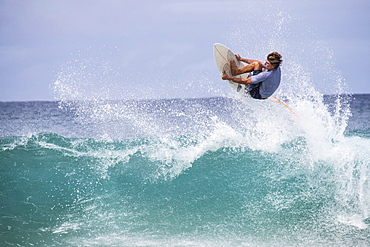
left=213, top=43, right=251, bottom=95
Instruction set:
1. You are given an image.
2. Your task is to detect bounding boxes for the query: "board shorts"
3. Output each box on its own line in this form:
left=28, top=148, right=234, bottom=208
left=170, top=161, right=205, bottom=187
left=249, top=70, right=263, bottom=99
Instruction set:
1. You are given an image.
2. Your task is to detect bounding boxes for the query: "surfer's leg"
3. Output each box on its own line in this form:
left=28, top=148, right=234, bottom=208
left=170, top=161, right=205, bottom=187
left=231, top=60, right=262, bottom=76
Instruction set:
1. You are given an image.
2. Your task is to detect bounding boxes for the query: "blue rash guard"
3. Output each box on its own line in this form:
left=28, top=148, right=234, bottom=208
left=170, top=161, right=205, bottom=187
left=250, top=67, right=281, bottom=98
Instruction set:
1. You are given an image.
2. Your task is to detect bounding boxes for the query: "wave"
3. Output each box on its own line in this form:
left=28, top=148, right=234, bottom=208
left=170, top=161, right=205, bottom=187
left=1, top=118, right=370, bottom=245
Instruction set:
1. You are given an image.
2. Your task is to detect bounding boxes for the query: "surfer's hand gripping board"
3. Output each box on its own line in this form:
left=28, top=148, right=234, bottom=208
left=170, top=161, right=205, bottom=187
left=213, top=43, right=251, bottom=96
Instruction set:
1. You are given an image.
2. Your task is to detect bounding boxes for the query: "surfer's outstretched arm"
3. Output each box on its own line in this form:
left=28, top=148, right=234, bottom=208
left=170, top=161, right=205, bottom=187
left=221, top=72, right=252, bottom=85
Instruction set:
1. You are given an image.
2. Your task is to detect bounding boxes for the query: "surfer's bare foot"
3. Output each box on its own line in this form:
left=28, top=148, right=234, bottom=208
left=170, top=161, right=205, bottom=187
left=235, top=54, right=241, bottom=61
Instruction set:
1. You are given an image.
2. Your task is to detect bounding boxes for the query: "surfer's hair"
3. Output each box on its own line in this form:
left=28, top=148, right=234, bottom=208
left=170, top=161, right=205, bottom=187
left=267, top=52, right=283, bottom=68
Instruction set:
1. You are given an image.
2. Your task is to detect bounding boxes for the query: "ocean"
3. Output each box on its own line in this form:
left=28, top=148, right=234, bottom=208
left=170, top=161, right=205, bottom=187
left=1, top=93, right=370, bottom=246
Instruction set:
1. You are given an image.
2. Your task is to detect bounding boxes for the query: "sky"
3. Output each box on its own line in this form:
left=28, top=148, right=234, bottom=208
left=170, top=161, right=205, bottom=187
left=1, top=0, right=369, bottom=101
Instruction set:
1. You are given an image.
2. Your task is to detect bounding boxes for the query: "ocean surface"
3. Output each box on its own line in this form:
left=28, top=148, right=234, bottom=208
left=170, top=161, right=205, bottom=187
left=1, top=93, right=370, bottom=246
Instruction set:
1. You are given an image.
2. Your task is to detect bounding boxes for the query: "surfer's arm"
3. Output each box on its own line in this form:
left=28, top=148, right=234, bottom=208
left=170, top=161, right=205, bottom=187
left=221, top=74, right=252, bottom=84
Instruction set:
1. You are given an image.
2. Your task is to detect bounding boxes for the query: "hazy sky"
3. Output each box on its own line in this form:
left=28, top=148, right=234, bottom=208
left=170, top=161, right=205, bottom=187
left=1, top=0, right=369, bottom=101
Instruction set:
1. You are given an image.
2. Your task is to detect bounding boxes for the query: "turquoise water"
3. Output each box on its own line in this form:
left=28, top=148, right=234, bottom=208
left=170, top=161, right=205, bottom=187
left=1, top=95, right=370, bottom=246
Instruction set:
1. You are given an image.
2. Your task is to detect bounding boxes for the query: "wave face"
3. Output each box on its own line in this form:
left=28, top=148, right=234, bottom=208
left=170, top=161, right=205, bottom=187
left=1, top=95, right=370, bottom=246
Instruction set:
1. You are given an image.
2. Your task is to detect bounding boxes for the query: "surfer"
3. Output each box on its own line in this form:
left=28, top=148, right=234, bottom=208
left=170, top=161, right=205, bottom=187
left=221, top=52, right=282, bottom=99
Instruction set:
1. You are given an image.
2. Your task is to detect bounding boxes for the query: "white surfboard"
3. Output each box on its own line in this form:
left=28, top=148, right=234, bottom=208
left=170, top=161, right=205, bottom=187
left=213, top=43, right=251, bottom=96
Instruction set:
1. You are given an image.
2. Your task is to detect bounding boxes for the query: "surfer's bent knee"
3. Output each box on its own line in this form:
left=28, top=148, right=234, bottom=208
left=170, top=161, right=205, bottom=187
left=252, top=61, right=263, bottom=71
